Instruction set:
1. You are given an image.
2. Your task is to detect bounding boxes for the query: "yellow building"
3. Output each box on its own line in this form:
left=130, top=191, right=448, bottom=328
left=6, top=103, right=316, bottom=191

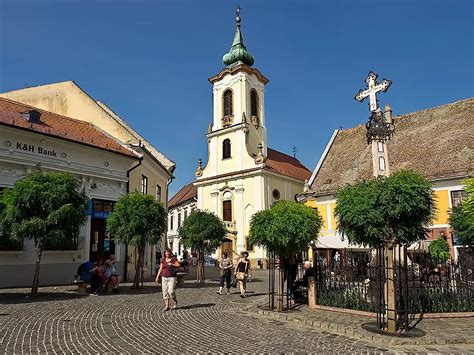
left=299, top=98, right=473, bottom=262
left=0, top=81, right=175, bottom=281
left=185, top=10, right=312, bottom=266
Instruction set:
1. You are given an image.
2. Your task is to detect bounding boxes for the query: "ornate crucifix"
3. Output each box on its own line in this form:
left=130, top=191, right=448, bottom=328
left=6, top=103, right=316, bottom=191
left=355, top=71, right=392, bottom=112
left=354, top=71, right=394, bottom=177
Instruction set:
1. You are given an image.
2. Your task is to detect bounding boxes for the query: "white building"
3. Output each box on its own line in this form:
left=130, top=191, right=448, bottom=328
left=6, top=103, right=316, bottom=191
left=167, top=183, right=197, bottom=257
left=0, top=97, right=139, bottom=287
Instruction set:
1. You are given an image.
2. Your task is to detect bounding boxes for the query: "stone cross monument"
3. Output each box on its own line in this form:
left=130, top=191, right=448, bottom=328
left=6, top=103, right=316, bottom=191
left=355, top=71, right=394, bottom=177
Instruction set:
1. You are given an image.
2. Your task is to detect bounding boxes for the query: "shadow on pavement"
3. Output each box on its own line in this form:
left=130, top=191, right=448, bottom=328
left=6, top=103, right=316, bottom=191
left=178, top=303, right=216, bottom=310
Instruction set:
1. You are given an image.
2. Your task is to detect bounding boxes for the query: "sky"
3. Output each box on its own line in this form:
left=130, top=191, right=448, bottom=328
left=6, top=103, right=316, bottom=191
left=0, top=0, right=473, bottom=197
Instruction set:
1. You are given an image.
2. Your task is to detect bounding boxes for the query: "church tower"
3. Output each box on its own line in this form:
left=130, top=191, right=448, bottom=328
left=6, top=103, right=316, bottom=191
left=198, top=7, right=270, bottom=183
left=193, top=7, right=311, bottom=262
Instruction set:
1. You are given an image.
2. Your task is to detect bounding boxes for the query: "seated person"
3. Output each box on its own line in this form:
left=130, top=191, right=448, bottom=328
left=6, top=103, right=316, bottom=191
left=77, top=260, right=94, bottom=283
left=105, top=254, right=120, bottom=293
left=294, top=261, right=316, bottom=289
left=90, top=259, right=107, bottom=294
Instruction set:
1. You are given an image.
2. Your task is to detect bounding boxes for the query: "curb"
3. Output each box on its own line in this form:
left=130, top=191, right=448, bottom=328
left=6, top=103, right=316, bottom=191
left=248, top=305, right=474, bottom=347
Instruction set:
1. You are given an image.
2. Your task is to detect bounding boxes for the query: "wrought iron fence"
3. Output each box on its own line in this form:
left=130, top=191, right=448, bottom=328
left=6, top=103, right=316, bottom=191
left=314, top=246, right=474, bottom=330
left=315, top=249, right=383, bottom=314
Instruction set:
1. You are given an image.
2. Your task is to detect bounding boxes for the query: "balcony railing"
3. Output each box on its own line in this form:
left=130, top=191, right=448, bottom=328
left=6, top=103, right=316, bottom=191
left=224, top=221, right=237, bottom=233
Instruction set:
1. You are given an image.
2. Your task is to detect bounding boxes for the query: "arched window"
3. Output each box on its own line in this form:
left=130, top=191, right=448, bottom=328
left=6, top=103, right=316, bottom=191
left=222, top=138, right=231, bottom=159
left=223, top=89, right=233, bottom=117
left=223, top=200, right=232, bottom=221
left=250, top=90, right=258, bottom=117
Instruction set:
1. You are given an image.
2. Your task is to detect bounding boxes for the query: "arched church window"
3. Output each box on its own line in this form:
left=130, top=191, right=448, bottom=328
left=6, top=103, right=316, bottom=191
left=223, top=89, right=233, bottom=117
left=223, top=200, right=232, bottom=221
left=223, top=139, right=231, bottom=159
left=250, top=90, right=258, bottom=117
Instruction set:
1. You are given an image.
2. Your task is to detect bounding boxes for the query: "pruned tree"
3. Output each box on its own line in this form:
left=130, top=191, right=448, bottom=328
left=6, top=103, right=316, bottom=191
left=249, top=200, right=323, bottom=311
left=449, top=178, right=474, bottom=246
left=178, top=210, right=227, bottom=284
left=107, top=192, right=167, bottom=289
left=335, top=169, right=435, bottom=248
left=335, top=169, right=435, bottom=332
left=0, top=172, right=88, bottom=296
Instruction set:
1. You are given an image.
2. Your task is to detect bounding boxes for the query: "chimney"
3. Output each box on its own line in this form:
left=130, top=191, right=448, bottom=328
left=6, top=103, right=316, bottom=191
left=21, top=110, right=41, bottom=124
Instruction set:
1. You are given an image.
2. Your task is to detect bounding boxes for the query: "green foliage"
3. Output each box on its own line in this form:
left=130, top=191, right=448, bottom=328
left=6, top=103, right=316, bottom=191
left=449, top=178, right=474, bottom=246
left=107, top=192, right=167, bottom=248
left=178, top=210, right=227, bottom=254
left=0, top=171, right=88, bottom=249
left=317, top=288, right=376, bottom=312
left=248, top=200, right=323, bottom=257
left=462, top=178, right=474, bottom=217
left=335, top=170, right=435, bottom=247
left=428, top=236, right=451, bottom=262
left=410, top=289, right=474, bottom=313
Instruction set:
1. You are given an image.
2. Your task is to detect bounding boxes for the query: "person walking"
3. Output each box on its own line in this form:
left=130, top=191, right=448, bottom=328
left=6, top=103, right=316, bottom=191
left=234, top=251, right=251, bottom=298
left=216, top=252, right=233, bottom=295
left=155, top=248, right=181, bottom=311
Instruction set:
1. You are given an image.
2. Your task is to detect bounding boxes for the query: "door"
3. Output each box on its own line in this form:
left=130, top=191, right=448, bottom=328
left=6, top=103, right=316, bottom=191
left=90, top=218, right=115, bottom=261
left=221, top=238, right=233, bottom=257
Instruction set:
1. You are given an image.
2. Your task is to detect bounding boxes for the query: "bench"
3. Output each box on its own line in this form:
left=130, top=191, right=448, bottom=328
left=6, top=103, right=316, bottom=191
left=176, top=272, right=188, bottom=286
left=70, top=279, right=88, bottom=295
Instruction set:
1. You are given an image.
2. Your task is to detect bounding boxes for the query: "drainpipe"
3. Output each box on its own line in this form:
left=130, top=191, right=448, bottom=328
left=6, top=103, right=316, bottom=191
left=123, top=155, right=143, bottom=282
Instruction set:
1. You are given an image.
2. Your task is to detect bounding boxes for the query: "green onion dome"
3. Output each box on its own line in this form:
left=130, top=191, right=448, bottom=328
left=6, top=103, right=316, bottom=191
left=222, top=9, right=255, bottom=67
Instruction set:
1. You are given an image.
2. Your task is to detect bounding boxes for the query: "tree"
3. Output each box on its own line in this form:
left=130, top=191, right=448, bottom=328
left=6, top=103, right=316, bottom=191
left=428, top=236, right=450, bottom=262
left=335, top=169, right=435, bottom=332
left=106, top=192, right=167, bottom=289
left=449, top=178, right=474, bottom=246
left=178, top=210, right=227, bottom=284
left=249, top=200, right=323, bottom=311
left=0, top=172, right=88, bottom=296
left=335, top=170, right=435, bottom=248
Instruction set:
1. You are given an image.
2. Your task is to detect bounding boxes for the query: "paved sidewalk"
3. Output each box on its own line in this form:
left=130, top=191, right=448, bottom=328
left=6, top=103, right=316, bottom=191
left=246, top=301, right=474, bottom=353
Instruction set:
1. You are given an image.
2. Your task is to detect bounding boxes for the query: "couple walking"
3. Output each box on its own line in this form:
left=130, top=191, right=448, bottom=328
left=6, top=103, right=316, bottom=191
left=217, top=251, right=251, bottom=298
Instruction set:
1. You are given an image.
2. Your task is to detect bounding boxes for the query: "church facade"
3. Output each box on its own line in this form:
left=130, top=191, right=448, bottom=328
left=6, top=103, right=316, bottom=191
left=172, top=10, right=311, bottom=266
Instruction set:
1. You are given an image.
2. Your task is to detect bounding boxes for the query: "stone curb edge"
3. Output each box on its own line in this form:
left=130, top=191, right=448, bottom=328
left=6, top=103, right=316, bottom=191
left=243, top=305, right=474, bottom=347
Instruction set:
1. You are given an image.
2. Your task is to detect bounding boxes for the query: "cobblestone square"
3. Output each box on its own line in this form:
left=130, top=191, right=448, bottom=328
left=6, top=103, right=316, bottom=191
left=1, top=269, right=473, bottom=354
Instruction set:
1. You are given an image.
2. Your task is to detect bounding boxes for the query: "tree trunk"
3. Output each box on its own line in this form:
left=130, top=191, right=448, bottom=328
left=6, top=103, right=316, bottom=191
left=31, top=247, right=43, bottom=297
left=277, top=264, right=285, bottom=312
left=196, top=250, right=205, bottom=285
left=133, top=246, right=141, bottom=289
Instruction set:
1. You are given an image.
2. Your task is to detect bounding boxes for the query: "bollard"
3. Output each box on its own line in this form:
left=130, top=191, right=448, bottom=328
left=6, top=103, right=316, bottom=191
left=308, top=276, right=316, bottom=309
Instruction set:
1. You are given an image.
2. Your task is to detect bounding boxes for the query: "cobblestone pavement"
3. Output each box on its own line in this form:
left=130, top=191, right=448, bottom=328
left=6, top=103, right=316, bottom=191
left=0, top=269, right=390, bottom=354
left=1, top=269, right=473, bottom=354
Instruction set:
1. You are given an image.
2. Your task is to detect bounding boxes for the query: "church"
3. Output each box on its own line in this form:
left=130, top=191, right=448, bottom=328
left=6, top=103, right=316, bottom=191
left=168, top=9, right=311, bottom=266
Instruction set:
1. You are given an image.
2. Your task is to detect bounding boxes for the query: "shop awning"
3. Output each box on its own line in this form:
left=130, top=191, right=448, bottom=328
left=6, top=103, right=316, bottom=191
left=314, top=234, right=367, bottom=250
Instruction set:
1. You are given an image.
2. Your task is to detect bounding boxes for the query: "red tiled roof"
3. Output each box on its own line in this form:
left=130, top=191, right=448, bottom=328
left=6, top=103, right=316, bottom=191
left=265, top=148, right=312, bottom=181
left=168, top=182, right=197, bottom=209
left=0, top=97, right=138, bottom=158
